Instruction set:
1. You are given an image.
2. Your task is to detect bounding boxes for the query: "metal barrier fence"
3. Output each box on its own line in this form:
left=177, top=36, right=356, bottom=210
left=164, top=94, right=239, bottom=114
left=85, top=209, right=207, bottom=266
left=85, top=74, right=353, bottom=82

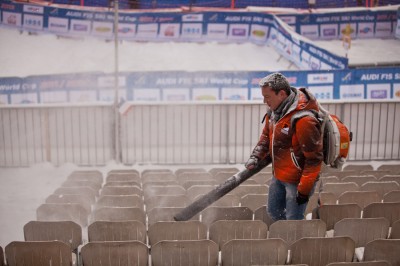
left=1, top=101, right=399, bottom=166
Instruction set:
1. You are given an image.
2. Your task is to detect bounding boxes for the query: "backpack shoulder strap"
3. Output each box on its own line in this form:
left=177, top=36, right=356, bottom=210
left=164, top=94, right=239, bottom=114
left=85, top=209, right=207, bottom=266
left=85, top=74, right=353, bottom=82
left=290, top=109, right=321, bottom=132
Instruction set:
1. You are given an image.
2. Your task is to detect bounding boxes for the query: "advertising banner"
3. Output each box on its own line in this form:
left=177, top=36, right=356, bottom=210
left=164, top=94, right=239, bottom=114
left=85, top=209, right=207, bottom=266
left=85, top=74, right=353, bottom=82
left=1, top=68, right=399, bottom=104
left=0, top=1, right=348, bottom=70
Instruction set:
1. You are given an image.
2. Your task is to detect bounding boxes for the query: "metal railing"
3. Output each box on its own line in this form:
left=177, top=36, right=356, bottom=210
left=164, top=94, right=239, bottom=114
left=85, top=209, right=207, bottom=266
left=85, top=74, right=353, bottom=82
left=1, top=101, right=399, bottom=167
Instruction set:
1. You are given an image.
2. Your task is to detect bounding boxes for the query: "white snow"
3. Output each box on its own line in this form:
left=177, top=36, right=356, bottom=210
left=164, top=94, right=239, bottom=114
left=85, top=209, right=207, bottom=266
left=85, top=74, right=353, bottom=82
left=0, top=27, right=298, bottom=78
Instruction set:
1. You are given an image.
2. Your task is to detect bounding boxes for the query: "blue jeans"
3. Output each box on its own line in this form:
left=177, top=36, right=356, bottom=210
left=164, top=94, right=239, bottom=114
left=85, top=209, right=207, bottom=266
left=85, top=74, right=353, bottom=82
left=267, top=176, right=316, bottom=221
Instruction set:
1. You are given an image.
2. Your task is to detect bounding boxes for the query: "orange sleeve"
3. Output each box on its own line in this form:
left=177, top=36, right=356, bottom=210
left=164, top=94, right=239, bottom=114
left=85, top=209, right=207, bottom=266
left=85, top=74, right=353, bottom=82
left=296, top=116, right=323, bottom=195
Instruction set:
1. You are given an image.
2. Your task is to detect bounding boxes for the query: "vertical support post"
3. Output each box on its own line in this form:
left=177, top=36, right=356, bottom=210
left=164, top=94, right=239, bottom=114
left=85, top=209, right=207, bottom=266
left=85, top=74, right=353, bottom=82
left=114, top=0, right=121, bottom=163
left=231, top=0, right=235, bottom=9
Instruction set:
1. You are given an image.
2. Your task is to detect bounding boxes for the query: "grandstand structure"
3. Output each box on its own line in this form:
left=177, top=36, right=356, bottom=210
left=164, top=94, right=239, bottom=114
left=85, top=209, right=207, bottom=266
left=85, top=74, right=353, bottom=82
left=1, top=165, right=400, bottom=265
left=0, top=0, right=400, bottom=264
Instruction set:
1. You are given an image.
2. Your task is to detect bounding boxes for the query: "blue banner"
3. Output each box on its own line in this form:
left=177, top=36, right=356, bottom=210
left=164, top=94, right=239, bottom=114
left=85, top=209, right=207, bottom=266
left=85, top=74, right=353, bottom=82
left=1, top=68, right=400, bottom=104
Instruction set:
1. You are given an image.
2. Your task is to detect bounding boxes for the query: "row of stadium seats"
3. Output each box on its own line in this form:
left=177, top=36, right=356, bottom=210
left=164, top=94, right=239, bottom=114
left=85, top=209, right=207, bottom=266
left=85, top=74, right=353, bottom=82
left=1, top=163, right=400, bottom=265
left=2, top=218, right=400, bottom=265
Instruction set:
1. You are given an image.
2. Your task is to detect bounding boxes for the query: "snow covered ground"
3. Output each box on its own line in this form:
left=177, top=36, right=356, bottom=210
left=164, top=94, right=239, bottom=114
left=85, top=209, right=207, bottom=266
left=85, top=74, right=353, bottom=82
left=0, top=27, right=298, bottom=78
left=1, top=27, right=399, bottom=78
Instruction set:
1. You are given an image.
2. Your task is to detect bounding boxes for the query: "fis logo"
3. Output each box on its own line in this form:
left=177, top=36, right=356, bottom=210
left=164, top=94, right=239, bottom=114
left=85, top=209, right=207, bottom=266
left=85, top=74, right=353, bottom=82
left=342, top=72, right=352, bottom=82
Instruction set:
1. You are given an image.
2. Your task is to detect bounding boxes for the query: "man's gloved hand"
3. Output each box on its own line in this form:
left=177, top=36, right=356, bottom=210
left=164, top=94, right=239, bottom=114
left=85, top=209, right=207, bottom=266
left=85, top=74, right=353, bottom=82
left=245, top=155, right=259, bottom=170
left=296, top=191, right=309, bottom=205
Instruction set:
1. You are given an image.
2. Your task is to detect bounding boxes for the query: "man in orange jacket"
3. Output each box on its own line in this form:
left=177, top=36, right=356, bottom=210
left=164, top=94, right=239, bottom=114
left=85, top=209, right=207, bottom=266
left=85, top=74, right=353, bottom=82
left=245, top=72, right=323, bottom=221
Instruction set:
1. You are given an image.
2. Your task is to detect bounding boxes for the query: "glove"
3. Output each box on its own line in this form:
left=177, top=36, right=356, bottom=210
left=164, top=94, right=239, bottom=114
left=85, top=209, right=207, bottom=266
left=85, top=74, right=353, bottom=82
left=245, top=155, right=259, bottom=170
left=296, top=191, right=309, bottom=205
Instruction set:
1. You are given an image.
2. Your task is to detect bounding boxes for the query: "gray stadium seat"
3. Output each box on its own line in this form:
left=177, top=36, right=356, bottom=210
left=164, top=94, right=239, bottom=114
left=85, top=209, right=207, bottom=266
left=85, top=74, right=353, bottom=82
left=0, top=246, right=3, bottom=266
left=327, top=261, right=390, bottom=266
left=100, top=186, right=143, bottom=196
left=151, top=240, right=218, bottom=266
left=343, top=164, right=374, bottom=172
left=363, top=239, right=400, bottom=266
left=334, top=218, right=390, bottom=247
left=240, top=194, right=268, bottom=212
left=290, top=236, right=355, bottom=266
left=80, top=241, right=148, bottom=266
left=147, top=207, right=200, bottom=227
left=67, top=170, right=103, bottom=184
left=377, top=164, right=400, bottom=174
left=268, top=219, right=327, bottom=246
left=94, top=195, right=144, bottom=210
left=103, top=181, right=141, bottom=188
left=362, top=202, right=400, bottom=226
left=36, top=203, right=89, bottom=227
left=360, top=181, right=400, bottom=198
left=90, top=207, right=146, bottom=224
left=88, top=220, right=146, bottom=243
left=46, top=193, right=92, bottom=213
left=5, top=240, right=72, bottom=266
left=23, top=220, right=82, bottom=253
left=338, top=191, right=381, bottom=209
left=389, top=219, right=400, bottom=239
left=106, top=172, right=141, bottom=183
left=254, top=205, right=274, bottom=227
left=54, top=187, right=96, bottom=203
left=208, top=167, right=239, bottom=177
left=148, top=221, right=207, bottom=246
left=201, top=206, right=253, bottom=227
left=221, top=239, right=288, bottom=266
left=145, top=195, right=190, bottom=211
left=317, top=203, right=362, bottom=230
left=61, top=180, right=102, bottom=192
left=383, top=190, right=400, bottom=202
left=209, top=220, right=268, bottom=250
left=341, top=175, right=377, bottom=186
left=321, top=182, right=359, bottom=198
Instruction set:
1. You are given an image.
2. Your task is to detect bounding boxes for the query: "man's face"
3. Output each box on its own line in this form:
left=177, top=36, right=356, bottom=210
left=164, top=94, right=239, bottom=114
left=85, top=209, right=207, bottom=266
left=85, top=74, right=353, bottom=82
left=261, top=86, right=287, bottom=111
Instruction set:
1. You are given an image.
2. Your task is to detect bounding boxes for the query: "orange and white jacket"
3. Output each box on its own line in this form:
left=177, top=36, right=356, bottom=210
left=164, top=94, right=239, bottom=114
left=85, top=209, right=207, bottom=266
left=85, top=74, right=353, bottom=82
left=251, top=88, right=323, bottom=196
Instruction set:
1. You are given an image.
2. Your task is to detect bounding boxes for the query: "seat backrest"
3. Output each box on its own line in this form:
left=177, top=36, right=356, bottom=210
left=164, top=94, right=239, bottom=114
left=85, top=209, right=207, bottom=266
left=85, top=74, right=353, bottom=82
left=362, top=202, right=400, bottom=226
left=45, top=193, right=92, bottom=213
left=145, top=195, right=190, bottom=211
left=67, top=170, right=103, bottom=184
left=181, top=179, right=218, bottom=190
left=177, top=172, right=213, bottom=184
left=209, top=220, right=268, bottom=249
left=333, top=218, right=390, bottom=247
left=322, top=182, right=359, bottom=198
left=100, top=186, right=143, bottom=196
left=175, top=168, right=207, bottom=176
left=360, top=181, right=400, bottom=198
left=148, top=221, right=207, bottom=246
left=383, top=190, right=400, bottom=203
left=36, top=203, right=89, bottom=227
left=341, top=175, right=377, bottom=186
left=361, top=170, right=391, bottom=178
left=221, top=239, right=288, bottom=266
left=230, top=184, right=269, bottom=198
left=377, top=164, right=400, bottom=174
left=363, top=239, right=400, bottom=266
left=147, top=207, right=200, bottom=227
left=251, top=172, right=273, bottom=185
left=209, top=167, right=239, bottom=177
left=61, top=180, right=101, bottom=193
left=95, top=195, right=144, bottom=209
left=379, top=174, right=400, bottom=183
left=201, top=206, right=253, bottom=227
left=23, top=220, right=82, bottom=251
left=103, top=181, right=141, bottom=188
left=88, top=220, right=146, bottom=243
left=107, top=169, right=140, bottom=176
left=193, top=193, right=241, bottom=207
left=326, top=261, right=390, bottom=266
left=106, top=172, right=141, bottom=183
left=268, top=219, right=327, bottom=246
left=240, top=194, right=268, bottom=212
left=80, top=241, right=148, bottom=266
left=143, top=185, right=186, bottom=200
left=338, top=191, right=381, bottom=209
left=0, top=245, right=4, bottom=266
left=186, top=185, right=217, bottom=200
left=290, top=236, right=355, bottom=266
left=214, top=171, right=239, bottom=183
left=390, top=219, right=400, bottom=239
left=151, top=240, right=218, bottom=266
left=91, top=207, right=146, bottom=224
left=253, top=205, right=274, bottom=227
left=141, top=172, right=177, bottom=183
left=343, top=164, right=373, bottom=172
left=318, top=203, right=362, bottom=230
left=54, top=186, right=96, bottom=203
left=5, top=241, right=72, bottom=266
